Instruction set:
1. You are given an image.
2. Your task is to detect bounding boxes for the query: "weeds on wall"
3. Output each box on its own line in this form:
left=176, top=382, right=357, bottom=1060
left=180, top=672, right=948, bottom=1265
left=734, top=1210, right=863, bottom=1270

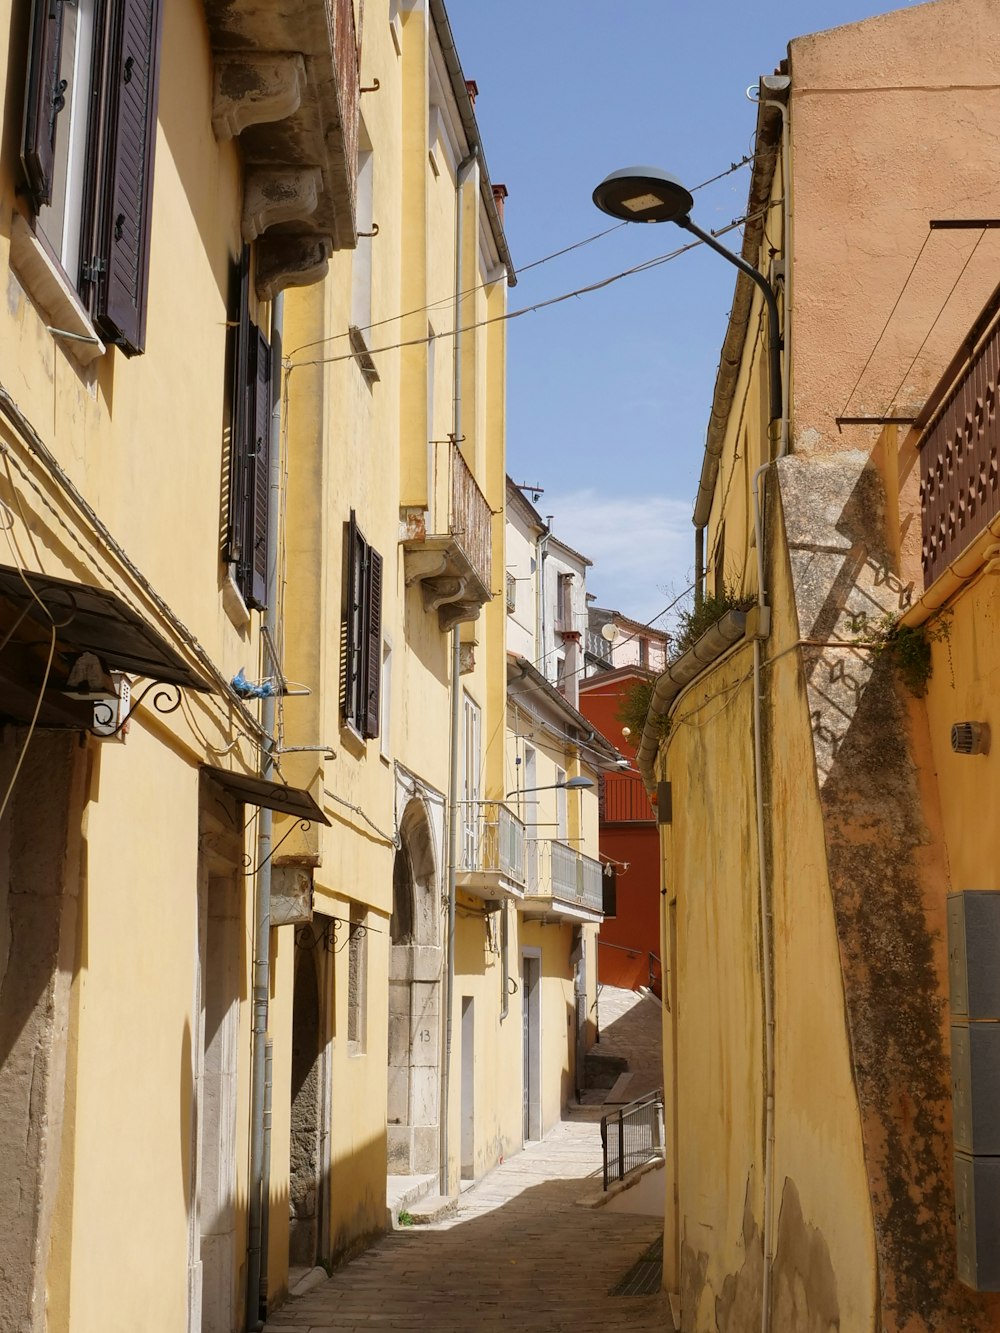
left=851, top=611, right=952, bottom=697
left=672, top=587, right=755, bottom=659
left=616, top=678, right=670, bottom=741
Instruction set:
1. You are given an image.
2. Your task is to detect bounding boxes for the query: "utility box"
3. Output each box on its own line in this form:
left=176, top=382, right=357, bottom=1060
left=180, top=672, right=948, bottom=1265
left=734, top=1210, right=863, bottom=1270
left=952, top=1023, right=1000, bottom=1155
left=948, top=892, right=1000, bottom=1019
left=955, top=1153, right=1000, bottom=1290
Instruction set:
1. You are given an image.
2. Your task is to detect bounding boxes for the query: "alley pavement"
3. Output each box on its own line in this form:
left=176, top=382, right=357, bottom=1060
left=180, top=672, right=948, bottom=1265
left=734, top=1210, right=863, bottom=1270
left=264, top=1110, right=673, bottom=1332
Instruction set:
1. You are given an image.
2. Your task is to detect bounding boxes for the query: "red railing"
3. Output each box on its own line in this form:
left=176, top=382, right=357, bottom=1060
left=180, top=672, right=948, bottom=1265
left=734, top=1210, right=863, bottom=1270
left=600, top=773, right=655, bottom=824
left=919, top=313, right=1000, bottom=588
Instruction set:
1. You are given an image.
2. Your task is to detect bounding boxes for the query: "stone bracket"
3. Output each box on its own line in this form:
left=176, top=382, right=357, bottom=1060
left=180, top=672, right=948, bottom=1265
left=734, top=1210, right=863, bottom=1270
left=212, top=54, right=307, bottom=142
left=243, top=168, right=322, bottom=242
left=255, top=234, right=333, bottom=302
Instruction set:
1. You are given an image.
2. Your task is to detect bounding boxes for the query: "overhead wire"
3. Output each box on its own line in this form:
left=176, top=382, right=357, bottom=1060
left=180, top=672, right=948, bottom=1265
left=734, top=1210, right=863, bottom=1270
left=286, top=151, right=758, bottom=360
left=288, top=205, right=780, bottom=373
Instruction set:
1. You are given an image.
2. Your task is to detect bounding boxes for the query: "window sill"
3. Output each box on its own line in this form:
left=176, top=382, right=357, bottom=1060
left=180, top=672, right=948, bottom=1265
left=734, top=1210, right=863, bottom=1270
left=221, top=565, right=252, bottom=633
left=9, top=213, right=106, bottom=367
left=340, top=722, right=367, bottom=758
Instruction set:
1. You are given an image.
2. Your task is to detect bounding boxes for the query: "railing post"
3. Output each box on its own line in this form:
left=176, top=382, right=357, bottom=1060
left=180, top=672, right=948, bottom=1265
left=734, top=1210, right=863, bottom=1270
left=618, top=1112, right=625, bottom=1183
left=601, top=1116, right=608, bottom=1191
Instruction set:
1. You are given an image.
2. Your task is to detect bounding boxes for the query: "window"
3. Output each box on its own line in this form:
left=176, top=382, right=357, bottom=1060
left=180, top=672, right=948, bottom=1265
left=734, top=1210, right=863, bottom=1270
left=226, top=249, right=271, bottom=611
left=505, top=571, right=516, bottom=614
left=379, top=639, right=392, bottom=760
left=461, top=694, right=481, bottom=869
left=347, top=907, right=367, bottom=1055
left=342, top=512, right=383, bottom=738
left=556, top=766, right=567, bottom=842
left=21, top=0, right=164, bottom=355
left=557, top=572, right=573, bottom=630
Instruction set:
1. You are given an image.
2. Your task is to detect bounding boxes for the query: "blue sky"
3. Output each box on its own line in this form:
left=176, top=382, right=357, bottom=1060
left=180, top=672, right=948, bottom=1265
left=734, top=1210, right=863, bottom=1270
left=448, top=0, right=919, bottom=626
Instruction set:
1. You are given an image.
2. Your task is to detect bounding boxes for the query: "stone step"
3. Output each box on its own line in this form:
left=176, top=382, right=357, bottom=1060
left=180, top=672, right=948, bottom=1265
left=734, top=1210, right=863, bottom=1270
left=604, top=1072, right=635, bottom=1104
left=405, top=1193, right=458, bottom=1225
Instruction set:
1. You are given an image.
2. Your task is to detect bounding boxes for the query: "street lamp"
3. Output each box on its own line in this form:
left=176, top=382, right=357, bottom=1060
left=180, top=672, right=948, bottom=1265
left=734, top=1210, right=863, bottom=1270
left=592, top=165, right=781, bottom=425
left=505, top=776, right=594, bottom=799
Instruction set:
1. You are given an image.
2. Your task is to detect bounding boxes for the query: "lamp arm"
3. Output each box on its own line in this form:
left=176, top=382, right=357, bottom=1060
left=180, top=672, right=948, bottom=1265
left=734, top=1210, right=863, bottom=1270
left=676, top=215, right=782, bottom=426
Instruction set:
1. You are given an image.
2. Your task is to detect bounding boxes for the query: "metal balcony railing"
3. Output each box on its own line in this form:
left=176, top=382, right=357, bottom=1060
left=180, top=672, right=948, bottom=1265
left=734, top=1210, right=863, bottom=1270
left=431, top=440, right=492, bottom=594
left=526, top=839, right=604, bottom=915
left=919, top=310, right=1000, bottom=588
left=600, top=773, right=654, bottom=823
left=461, top=802, right=525, bottom=886
left=333, top=0, right=359, bottom=215
left=601, top=1089, right=665, bottom=1190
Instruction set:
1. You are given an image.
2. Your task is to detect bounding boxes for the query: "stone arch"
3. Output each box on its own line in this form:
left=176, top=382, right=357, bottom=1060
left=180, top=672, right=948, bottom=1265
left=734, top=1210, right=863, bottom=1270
left=387, top=796, right=443, bottom=1177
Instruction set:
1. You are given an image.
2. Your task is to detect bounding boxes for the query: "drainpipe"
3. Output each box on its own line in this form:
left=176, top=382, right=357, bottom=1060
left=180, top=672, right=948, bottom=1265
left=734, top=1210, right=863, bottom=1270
left=441, top=145, right=478, bottom=1197
left=746, top=77, right=789, bottom=1333
left=694, top=526, right=705, bottom=611
left=535, top=521, right=550, bottom=667
left=246, top=290, right=283, bottom=1331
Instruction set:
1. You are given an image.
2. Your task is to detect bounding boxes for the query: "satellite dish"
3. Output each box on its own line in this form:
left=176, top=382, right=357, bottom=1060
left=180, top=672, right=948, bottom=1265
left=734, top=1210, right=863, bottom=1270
left=600, top=622, right=619, bottom=643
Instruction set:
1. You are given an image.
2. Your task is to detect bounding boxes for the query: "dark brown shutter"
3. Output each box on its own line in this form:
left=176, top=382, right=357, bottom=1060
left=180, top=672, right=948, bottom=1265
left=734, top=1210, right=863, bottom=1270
left=247, top=327, right=271, bottom=611
left=364, top=547, right=382, bottom=738
left=93, top=0, right=164, bottom=355
left=343, top=511, right=361, bottom=727
left=226, top=250, right=252, bottom=595
left=21, top=0, right=66, bottom=209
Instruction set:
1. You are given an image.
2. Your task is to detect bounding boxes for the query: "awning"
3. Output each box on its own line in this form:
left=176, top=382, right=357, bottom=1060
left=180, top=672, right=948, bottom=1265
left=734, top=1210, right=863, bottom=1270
left=202, top=765, right=330, bottom=824
left=0, top=565, right=211, bottom=691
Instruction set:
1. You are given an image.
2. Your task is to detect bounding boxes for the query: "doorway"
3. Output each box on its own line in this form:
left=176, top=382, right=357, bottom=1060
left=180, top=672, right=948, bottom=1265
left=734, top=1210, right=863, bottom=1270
left=461, top=997, right=475, bottom=1180
left=190, top=784, right=243, bottom=1333
left=522, top=951, right=541, bottom=1142
left=289, top=920, right=331, bottom=1273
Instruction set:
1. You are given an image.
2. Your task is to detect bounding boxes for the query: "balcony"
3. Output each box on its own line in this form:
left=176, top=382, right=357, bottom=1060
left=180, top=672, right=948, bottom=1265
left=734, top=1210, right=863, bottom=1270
left=456, top=802, right=526, bottom=903
left=585, top=628, right=613, bottom=667
left=600, top=773, right=654, bottom=824
left=401, top=441, right=494, bottom=631
left=919, top=308, right=1000, bottom=588
left=205, top=0, right=360, bottom=297
left=520, top=839, right=605, bottom=923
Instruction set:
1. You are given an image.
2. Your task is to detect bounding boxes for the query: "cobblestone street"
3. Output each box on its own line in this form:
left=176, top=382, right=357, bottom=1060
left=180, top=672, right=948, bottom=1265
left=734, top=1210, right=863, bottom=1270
left=265, top=1110, right=673, bottom=1332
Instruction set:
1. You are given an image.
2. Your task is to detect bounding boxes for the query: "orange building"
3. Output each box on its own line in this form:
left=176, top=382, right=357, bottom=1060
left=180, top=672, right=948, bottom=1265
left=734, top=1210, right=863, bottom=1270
left=578, top=666, right=661, bottom=996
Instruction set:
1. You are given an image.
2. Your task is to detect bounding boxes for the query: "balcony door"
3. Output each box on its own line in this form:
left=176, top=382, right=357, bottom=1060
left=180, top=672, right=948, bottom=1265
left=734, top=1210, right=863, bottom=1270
left=461, top=693, right=481, bottom=870
left=524, top=745, right=538, bottom=891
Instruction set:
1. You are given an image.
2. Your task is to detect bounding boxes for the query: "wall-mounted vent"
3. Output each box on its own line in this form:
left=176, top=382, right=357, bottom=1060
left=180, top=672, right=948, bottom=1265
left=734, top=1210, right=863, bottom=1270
left=952, top=722, right=991, bottom=756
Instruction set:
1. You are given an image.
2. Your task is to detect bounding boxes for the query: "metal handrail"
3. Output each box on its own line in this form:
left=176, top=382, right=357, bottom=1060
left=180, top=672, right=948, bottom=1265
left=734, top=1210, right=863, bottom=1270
left=460, top=800, right=526, bottom=885
left=600, top=1088, right=665, bottom=1191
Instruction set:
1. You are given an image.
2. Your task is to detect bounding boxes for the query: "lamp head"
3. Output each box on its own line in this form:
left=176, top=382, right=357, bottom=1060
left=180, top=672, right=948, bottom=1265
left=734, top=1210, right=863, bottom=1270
left=562, top=776, right=594, bottom=791
left=592, top=167, right=694, bottom=224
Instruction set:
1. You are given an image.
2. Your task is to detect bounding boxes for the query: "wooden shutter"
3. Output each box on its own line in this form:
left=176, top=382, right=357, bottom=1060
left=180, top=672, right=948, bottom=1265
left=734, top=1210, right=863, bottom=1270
left=364, top=547, right=382, bottom=738
left=93, top=0, right=164, bottom=355
left=247, top=327, right=271, bottom=611
left=226, top=251, right=252, bottom=596
left=343, top=512, right=362, bottom=728
left=21, top=0, right=66, bottom=209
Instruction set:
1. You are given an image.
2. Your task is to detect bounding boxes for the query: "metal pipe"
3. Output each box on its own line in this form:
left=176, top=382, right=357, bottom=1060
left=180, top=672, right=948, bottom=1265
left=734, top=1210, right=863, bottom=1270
left=259, top=1037, right=274, bottom=1311
left=246, top=290, right=283, bottom=1330
left=440, top=146, right=478, bottom=1197
left=747, top=91, right=788, bottom=1333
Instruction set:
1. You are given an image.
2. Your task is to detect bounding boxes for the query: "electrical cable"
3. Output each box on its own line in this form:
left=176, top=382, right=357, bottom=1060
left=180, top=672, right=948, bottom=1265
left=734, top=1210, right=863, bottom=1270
left=323, top=786, right=398, bottom=847
left=287, top=205, right=781, bottom=372
left=286, top=152, right=758, bottom=359
left=881, top=229, right=987, bottom=419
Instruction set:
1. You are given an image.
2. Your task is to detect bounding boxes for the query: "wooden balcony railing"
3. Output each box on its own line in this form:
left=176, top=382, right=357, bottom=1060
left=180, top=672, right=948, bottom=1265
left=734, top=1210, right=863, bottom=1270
left=919, top=312, right=1000, bottom=588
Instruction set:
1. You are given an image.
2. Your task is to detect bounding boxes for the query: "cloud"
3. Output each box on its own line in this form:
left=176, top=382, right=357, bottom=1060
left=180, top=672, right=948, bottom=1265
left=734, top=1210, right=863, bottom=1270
left=540, top=488, right=695, bottom=625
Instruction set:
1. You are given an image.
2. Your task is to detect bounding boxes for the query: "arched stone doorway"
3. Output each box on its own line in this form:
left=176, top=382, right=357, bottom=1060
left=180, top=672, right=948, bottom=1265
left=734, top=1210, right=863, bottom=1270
left=387, top=797, right=442, bottom=1177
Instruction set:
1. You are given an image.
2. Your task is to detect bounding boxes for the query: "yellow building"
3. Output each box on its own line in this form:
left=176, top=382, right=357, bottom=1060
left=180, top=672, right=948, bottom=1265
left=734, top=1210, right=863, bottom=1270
left=0, top=1, right=528, bottom=1330
left=626, top=1, right=1000, bottom=1328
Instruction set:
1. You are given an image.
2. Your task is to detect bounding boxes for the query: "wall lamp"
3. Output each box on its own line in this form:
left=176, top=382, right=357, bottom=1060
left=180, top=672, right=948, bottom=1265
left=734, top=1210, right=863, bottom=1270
left=592, top=166, right=782, bottom=424
left=505, top=776, right=594, bottom=798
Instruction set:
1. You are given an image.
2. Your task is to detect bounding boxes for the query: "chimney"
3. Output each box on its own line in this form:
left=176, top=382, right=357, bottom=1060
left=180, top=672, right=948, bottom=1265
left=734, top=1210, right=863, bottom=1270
left=492, top=183, right=508, bottom=222
left=465, top=79, right=478, bottom=105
